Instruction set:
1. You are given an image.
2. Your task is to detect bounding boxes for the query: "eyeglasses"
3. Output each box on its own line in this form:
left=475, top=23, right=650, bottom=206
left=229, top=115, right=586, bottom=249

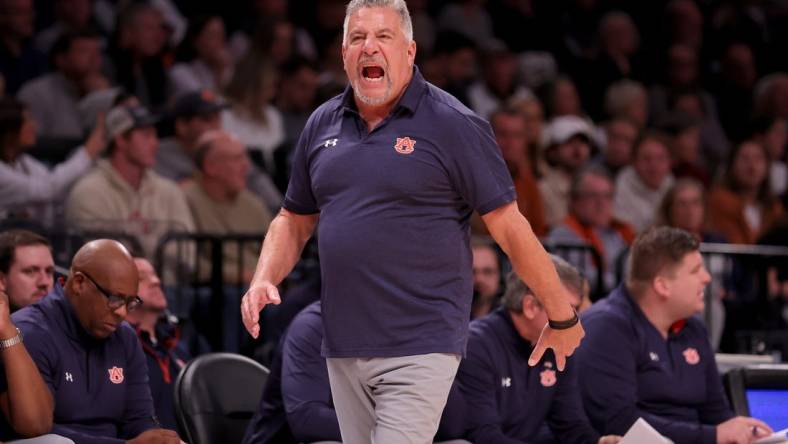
left=77, top=271, right=143, bottom=312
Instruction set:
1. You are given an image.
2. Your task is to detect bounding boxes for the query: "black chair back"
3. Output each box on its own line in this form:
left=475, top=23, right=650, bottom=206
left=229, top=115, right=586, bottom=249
left=174, top=353, right=269, bottom=444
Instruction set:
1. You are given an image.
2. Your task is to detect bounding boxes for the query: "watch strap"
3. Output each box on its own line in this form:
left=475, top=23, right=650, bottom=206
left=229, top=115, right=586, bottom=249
left=0, top=328, right=23, bottom=349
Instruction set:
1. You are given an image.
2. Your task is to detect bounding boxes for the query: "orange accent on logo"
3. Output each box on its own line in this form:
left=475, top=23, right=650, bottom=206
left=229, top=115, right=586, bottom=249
left=394, top=137, right=416, bottom=154
left=683, top=347, right=700, bottom=365
left=108, top=366, right=125, bottom=384
left=539, top=369, right=557, bottom=387
left=200, top=89, right=216, bottom=102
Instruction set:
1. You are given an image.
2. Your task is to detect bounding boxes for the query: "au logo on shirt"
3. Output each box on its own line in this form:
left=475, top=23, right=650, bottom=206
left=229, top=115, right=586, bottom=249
left=108, top=366, right=125, bottom=384
left=540, top=362, right=557, bottom=387
left=394, top=137, right=416, bottom=154
left=682, top=347, right=700, bottom=365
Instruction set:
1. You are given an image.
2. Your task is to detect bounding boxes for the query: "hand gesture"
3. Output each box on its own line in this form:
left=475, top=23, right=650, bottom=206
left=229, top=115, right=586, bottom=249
left=716, top=416, right=772, bottom=444
left=241, top=282, right=281, bottom=338
left=84, top=111, right=107, bottom=159
left=598, top=435, right=622, bottom=444
left=528, top=321, right=585, bottom=371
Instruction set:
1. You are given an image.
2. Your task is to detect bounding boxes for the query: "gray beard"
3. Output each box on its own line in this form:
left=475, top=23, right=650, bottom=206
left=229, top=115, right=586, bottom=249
left=352, top=76, right=392, bottom=106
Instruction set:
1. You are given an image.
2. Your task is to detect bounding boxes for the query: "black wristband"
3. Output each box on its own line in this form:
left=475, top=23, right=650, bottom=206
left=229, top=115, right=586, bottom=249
left=548, top=310, right=579, bottom=330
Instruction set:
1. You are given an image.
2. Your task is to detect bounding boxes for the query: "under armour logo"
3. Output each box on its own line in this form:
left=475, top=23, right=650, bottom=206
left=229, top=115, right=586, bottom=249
left=501, top=377, right=512, bottom=388
left=323, top=138, right=338, bottom=148
left=649, top=352, right=660, bottom=362
left=65, top=372, right=73, bottom=382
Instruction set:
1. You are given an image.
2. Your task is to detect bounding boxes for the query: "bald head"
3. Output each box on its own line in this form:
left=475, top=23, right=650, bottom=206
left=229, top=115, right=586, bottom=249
left=67, top=240, right=139, bottom=339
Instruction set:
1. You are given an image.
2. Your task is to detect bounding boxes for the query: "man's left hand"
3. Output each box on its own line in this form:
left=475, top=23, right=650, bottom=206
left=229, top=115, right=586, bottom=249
left=598, top=435, right=622, bottom=444
left=528, top=322, right=585, bottom=371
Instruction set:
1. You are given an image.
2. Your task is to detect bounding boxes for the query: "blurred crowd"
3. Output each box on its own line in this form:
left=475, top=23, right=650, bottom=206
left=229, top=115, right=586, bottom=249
left=0, top=0, right=788, bottom=347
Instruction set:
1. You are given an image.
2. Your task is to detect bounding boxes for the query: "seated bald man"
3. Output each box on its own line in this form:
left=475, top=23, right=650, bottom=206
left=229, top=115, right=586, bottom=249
left=0, top=240, right=182, bottom=444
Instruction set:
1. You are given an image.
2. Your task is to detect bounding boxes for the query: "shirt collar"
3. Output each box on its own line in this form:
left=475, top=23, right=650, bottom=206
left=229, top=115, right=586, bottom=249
left=340, top=65, right=426, bottom=115
left=45, top=284, right=101, bottom=345
left=611, top=284, right=688, bottom=337
left=493, top=308, right=535, bottom=356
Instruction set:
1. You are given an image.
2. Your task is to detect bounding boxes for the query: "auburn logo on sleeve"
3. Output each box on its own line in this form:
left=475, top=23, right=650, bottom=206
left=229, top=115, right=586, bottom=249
left=108, top=366, right=125, bottom=384
left=394, top=137, right=416, bottom=154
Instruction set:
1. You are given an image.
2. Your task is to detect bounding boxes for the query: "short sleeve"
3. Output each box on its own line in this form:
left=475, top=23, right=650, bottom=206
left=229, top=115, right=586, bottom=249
left=443, top=115, right=515, bottom=215
left=283, top=112, right=320, bottom=215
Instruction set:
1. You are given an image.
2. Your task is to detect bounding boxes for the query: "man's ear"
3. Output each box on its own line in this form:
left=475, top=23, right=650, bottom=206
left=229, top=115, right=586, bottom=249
left=0, top=272, right=7, bottom=292
left=653, top=275, right=671, bottom=300
left=407, top=40, right=417, bottom=67
left=521, top=294, right=539, bottom=319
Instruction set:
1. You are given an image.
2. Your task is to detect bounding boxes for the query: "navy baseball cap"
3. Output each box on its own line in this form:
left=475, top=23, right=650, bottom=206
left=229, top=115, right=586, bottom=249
left=170, top=89, right=228, bottom=118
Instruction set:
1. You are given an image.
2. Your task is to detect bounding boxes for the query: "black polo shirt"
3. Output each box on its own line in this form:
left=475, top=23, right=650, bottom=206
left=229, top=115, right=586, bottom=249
left=285, top=67, right=515, bottom=358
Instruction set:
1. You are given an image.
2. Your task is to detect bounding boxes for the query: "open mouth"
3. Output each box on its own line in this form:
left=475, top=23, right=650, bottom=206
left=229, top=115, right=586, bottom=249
left=362, top=65, right=385, bottom=82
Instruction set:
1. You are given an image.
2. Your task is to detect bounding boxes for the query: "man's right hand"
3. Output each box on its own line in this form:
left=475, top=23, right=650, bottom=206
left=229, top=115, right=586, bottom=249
left=127, top=429, right=181, bottom=444
left=716, top=416, right=772, bottom=444
left=241, top=282, right=281, bottom=338
left=0, top=287, right=16, bottom=340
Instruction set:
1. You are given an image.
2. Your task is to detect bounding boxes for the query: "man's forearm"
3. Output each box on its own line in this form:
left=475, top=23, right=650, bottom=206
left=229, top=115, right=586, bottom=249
left=250, top=210, right=317, bottom=287
left=1, top=338, right=53, bottom=436
left=485, top=203, right=575, bottom=320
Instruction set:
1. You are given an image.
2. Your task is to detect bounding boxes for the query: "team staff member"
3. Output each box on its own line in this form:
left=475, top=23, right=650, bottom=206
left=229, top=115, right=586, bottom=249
left=241, top=0, right=584, bottom=442
left=0, top=230, right=55, bottom=311
left=577, top=227, right=772, bottom=444
left=439, top=256, right=620, bottom=444
left=0, top=239, right=182, bottom=444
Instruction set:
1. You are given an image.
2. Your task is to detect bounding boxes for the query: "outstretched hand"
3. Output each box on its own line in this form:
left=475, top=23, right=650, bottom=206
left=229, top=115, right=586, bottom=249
left=528, top=321, right=585, bottom=371
left=241, top=282, right=281, bottom=339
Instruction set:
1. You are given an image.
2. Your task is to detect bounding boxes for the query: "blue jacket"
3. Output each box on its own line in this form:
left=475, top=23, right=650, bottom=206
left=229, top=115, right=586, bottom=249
left=576, top=285, right=733, bottom=444
left=439, top=309, right=600, bottom=443
left=0, top=286, right=158, bottom=443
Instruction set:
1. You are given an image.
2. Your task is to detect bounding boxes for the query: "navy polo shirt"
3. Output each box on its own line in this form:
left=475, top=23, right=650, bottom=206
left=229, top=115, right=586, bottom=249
left=438, top=309, right=600, bottom=444
left=576, top=285, right=733, bottom=444
left=0, top=286, right=157, bottom=443
left=284, top=67, right=516, bottom=358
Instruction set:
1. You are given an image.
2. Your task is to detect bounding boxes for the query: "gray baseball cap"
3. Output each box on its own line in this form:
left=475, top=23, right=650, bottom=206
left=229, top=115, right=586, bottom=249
left=105, top=105, right=158, bottom=140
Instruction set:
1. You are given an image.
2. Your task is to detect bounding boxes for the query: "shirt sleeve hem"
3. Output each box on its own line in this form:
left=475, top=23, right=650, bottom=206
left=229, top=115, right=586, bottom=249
left=476, top=189, right=516, bottom=215
left=283, top=197, right=319, bottom=215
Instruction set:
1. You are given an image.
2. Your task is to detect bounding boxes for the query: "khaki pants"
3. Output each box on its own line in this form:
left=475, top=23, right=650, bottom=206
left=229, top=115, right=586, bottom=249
left=326, top=353, right=460, bottom=444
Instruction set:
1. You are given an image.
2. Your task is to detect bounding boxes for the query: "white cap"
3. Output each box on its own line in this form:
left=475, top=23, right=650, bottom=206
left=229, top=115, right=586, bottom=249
left=545, top=116, right=595, bottom=147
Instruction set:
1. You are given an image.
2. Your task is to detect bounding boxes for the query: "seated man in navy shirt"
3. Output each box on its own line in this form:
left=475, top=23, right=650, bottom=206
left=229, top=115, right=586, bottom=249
left=439, top=255, right=620, bottom=444
left=0, top=239, right=182, bottom=444
left=127, top=258, right=209, bottom=432
left=243, top=301, right=341, bottom=444
left=577, top=227, right=772, bottom=444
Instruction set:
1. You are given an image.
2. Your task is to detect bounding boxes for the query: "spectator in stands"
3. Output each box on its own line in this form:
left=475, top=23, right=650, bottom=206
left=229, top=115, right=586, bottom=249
left=540, top=76, right=584, bottom=119
left=34, top=0, right=99, bottom=54
left=661, top=112, right=711, bottom=187
left=540, top=115, right=595, bottom=228
left=467, top=45, right=531, bottom=119
left=181, top=130, right=273, bottom=283
left=485, top=105, right=546, bottom=236
left=276, top=57, right=320, bottom=155
left=429, top=31, right=478, bottom=106
left=2, top=239, right=182, bottom=443
left=581, top=11, right=642, bottom=119
left=510, top=96, right=546, bottom=176
left=0, top=97, right=105, bottom=226
left=576, top=227, right=773, bottom=443
left=65, top=104, right=195, bottom=258
left=17, top=30, right=108, bottom=140
left=593, top=118, right=638, bottom=178
left=0, top=0, right=47, bottom=95
left=154, top=89, right=224, bottom=182
left=754, top=73, right=788, bottom=123
left=110, top=3, right=169, bottom=110
left=222, top=53, right=285, bottom=178
left=658, top=179, right=725, bottom=244
left=128, top=257, right=206, bottom=432
left=614, top=132, right=675, bottom=232
left=169, top=15, right=233, bottom=98
left=243, top=301, right=341, bottom=444
left=708, top=140, right=783, bottom=244
left=714, top=43, right=758, bottom=142
left=603, top=80, right=648, bottom=129
left=470, top=239, right=502, bottom=320
left=437, top=0, right=494, bottom=50
left=750, top=116, right=788, bottom=197
left=546, top=167, right=636, bottom=295
left=0, top=282, right=59, bottom=441
left=0, top=230, right=54, bottom=312
left=437, top=255, right=620, bottom=444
